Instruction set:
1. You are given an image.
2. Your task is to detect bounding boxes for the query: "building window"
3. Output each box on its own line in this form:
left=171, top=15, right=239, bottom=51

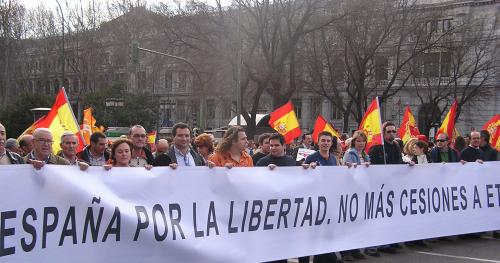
left=165, top=70, right=173, bottom=92
left=137, top=71, right=147, bottom=90
left=207, top=99, right=216, bottom=119
left=177, top=71, right=187, bottom=92
left=292, top=98, right=302, bottom=119
left=375, top=56, right=388, bottom=81
left=176, top=100, right=187, bottom=121
left=413, top=52, right=451, bottom=78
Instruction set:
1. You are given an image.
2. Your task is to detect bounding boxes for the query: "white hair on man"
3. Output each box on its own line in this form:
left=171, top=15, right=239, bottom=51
left=33, top=128, right=52, bottom=138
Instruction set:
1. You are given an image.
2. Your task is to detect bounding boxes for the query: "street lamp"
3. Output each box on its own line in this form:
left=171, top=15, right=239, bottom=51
left=55, top=0, right=65, bottom=86
left=131, top=42, right=207, bottom=130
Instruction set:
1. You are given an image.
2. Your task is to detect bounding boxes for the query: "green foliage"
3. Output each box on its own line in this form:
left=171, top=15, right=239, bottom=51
left=82, top=81, right=160, bottom=131
left=0, top=93, right=53, bottom=137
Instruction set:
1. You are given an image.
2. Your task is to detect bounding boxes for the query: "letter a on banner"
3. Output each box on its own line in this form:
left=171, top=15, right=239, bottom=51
left=358, top=97, right=383, bottom=153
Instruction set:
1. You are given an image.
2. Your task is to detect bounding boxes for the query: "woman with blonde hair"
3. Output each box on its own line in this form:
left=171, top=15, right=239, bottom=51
left=402, top=137, right=418, bottom=163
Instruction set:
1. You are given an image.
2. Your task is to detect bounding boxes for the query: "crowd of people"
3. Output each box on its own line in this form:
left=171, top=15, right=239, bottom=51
left=0, top=120, right=498, bottom=262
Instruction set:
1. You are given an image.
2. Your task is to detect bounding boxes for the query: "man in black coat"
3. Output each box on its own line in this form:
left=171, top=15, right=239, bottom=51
left=460, top=131, right=485, bottom=163
left=480, top=130, right=498, bottom=161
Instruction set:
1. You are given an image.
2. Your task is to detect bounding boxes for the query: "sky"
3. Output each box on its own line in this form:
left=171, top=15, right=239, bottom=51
left=19, top=0, right=228, bottom=11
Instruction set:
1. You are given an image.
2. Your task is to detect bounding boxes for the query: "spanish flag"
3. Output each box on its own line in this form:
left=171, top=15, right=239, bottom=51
left=29, top=88, right=85, bottom=153
left=482, top=114, right=500, bottom=150
left=398, top=106, right=420, bottom=144
left=312, top=115, right=340, bottom=143
left=268, top=101, right=302, bottom=144
left=358, top=97, right=383, bottom=152
left=436, top=100, right=458, bottom=140
left=81, top=108, right=96, bottom=145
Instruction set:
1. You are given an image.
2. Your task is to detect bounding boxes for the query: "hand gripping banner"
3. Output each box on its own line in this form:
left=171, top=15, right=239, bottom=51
left=0, top=162, right=499, bottom=262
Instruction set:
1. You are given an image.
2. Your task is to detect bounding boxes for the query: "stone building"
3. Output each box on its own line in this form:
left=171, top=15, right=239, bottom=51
left=1, top=0, right=498, bottom=137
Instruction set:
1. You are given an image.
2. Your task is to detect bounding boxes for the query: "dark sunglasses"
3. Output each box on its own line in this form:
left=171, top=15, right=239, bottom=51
left=436, top=139, right=447, bottom=142
left=386, top=130, right=397, bottom=134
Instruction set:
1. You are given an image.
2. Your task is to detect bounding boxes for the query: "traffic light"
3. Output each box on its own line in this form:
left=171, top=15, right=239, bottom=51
left=131, top=41, right=139, bottom=64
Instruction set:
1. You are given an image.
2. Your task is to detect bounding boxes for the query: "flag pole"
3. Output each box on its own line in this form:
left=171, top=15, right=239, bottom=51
left=61, top=87, right=87, bottom=147
left=376, top=96, right=387, bottom=165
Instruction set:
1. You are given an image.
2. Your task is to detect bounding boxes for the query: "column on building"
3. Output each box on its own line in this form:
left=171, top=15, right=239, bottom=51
left=321, top=99, right=331, bottom=121
left=301, top=97, right=312, bottom=132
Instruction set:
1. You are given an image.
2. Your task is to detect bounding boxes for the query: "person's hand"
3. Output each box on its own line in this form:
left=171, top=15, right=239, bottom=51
left=225, top=163, right=234, bottom=169
left=268, top=164, right=277, bottom=170
left=78, top=162, right=89, bottom=171
left=310, top=162, right=317, bottom=169
left=301, top=163, right=310, bottom=169
left=363, top=162, right=370, bottom=168
left=207, top=161, right=215, bottom=168
left=460, top=160, right=467, bottom=165
left=345, top=162, right=353, bottom=168
left=408, top=161, right=415, bottom=166
left=103, top=164, right=112, bottom=171
left=144, top=164, right=153, bottom=170
left=29, top=159, right=45, bottom=170
left=476, top=159, right=484, bottom=164
left=169, top=163, right=178, bottom=169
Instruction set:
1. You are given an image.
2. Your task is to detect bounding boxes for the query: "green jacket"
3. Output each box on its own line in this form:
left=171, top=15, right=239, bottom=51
left=23, top=153, right=70, bottom=165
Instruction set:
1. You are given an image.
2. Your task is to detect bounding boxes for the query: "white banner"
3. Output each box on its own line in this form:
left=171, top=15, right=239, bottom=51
left=0, top=162, right=499, bottom=262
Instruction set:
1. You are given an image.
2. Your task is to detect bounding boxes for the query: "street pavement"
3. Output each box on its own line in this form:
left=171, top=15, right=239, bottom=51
left=289, top=234, right=500, bottom=263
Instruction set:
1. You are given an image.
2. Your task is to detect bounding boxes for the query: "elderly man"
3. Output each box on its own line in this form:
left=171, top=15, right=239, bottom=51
left=23, top=128, right=70, bottom=169
left=460, top=131, right=485, bottom=163
left=128, top=125, right=154, bottom=167
left=19, top=134, right=34, bottom=157
left=430, top=133, right=459, bottom=163
left=0, top=123, right=24, bottom=165
left=77, top=132, right=109, bottom=166
left=153, top=139, right=169, bottom=158
left=5, top=138, right=21, bottom=155
left=58, top=132, right=89, bottom=170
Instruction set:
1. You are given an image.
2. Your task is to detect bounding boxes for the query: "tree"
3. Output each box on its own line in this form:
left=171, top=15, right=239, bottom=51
left=0, top=93, right=53, bottom=137
left=83, top=81, right=160, bottom=131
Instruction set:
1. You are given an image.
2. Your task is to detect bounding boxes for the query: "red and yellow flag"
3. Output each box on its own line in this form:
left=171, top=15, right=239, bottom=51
left=358, top=97, right=383, bottom=153
left=312, top=115, right=340, bottom=143
left=398, top=106, right=420, bottom=144
left=268, top=101, right=302, bottom=144
left=81, top=108, right=96, bottom=145
left=147, top=130, right=157, bottom=151
left=24, top=88, right=85, bottom=153
left=436, top=100, right=458, bottom=140
left=482, top=114, right=500, bottom=150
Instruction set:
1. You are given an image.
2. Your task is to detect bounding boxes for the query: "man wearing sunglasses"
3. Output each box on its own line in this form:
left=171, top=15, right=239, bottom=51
left=128, top=125, right=155, bottom=167
left=369, top=122, right=404, bottom=166
left=430, top=133, right=459, bottom=163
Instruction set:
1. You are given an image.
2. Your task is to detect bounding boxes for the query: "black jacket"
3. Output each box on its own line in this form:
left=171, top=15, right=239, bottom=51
left=5, top=151, right=25, bottom=164
left=166, top=146, right=205, bottom=166
left=76, top=146, right=111, bottom=165
left=480, top=144, right=498, bottom=161
left=369, top=142, right=403, bottom=165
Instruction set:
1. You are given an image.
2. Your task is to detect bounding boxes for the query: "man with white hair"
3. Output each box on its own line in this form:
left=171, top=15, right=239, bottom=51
left=58, top=132, right=89, bottom=170
left=153, top=139, right=169, bottom=158
left=0, top=122, right=24, bottom=165
left=5, top=138, right=21, bottom=155
left=23, top=128, right=70, bottom=169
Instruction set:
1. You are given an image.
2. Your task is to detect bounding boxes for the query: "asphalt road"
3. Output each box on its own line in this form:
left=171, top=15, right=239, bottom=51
left=289, top=234, right=500, bottom=263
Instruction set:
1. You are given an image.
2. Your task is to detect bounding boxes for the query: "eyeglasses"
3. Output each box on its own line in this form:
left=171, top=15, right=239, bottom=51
left=386, top=130, right=397, bottom=134
left=436, top=139, right=447, bottom=142
left=132, top=134, right=147, bottom=138
left=36, top=139, right=53, bottom=145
